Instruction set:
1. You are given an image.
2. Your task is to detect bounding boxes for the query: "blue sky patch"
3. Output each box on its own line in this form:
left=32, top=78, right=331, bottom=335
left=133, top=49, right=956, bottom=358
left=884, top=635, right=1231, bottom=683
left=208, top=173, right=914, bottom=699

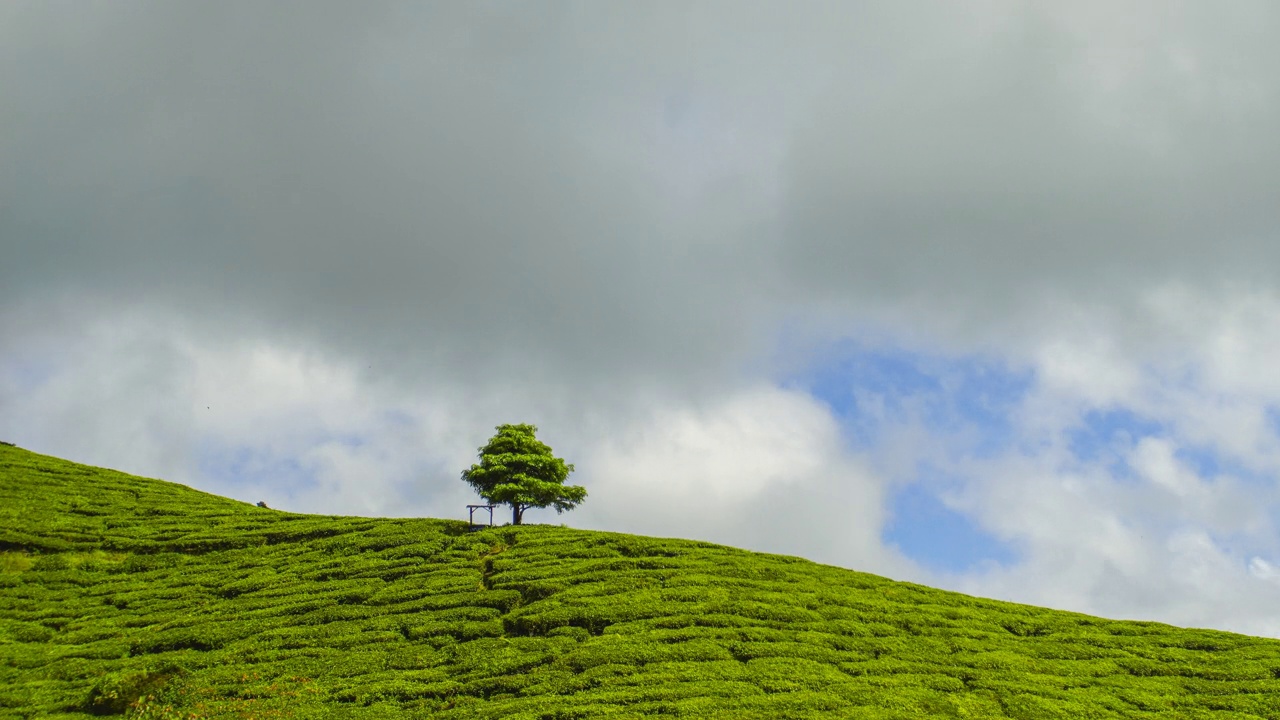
left=1065, top=407, right=1278, bottom=488
left=775, top=335, right=1034, bottom=459
left=1066, top=408, right=1167, bottom=482
left=881, top=469, right=1021, bottom=575
left=196, top=439, right=319, bottom=492
left=1175, top=442, right=1277, bottom=488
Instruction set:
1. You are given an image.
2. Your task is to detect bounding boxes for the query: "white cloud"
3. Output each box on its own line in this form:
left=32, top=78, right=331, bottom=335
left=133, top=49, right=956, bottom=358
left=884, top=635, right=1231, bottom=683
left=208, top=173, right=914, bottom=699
left=585, top=384, right=843, bottom=512
left=1249, top=556, right=1278, bottom=581
left=1131, top=436, right=1201, bottom=498
left=1032, top=333, right=1139, bottom=411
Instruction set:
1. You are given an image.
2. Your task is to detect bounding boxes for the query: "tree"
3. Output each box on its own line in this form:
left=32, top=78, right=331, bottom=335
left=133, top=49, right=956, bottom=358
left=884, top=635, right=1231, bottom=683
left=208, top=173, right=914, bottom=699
left=461, top=423, right=586, bottom=525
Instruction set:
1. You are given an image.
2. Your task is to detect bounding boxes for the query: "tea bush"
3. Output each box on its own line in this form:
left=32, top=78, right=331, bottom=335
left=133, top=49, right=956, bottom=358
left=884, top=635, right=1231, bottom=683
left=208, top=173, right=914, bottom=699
left=3, top=444, right=1280, bottom=718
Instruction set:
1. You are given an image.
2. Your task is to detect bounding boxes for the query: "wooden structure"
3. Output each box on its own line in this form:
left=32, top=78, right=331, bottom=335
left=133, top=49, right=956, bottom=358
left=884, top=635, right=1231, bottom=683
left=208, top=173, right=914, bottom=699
left=466, top=503, right=498, bottom=530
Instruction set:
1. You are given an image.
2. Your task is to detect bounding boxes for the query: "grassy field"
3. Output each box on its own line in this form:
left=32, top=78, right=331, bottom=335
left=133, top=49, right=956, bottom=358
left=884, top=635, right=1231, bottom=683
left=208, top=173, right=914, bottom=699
left=2, top=444, right=1279, bottom=719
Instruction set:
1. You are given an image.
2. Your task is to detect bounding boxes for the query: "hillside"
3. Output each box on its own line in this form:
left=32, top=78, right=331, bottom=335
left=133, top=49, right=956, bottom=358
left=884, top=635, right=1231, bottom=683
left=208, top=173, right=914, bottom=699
left=1, top=444, right=1279, bottom=719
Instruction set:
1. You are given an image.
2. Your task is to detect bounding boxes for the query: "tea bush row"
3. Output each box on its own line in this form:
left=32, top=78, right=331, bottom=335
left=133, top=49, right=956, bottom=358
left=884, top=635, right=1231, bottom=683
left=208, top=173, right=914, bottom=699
left=5, top=445, right=1280, bottom=718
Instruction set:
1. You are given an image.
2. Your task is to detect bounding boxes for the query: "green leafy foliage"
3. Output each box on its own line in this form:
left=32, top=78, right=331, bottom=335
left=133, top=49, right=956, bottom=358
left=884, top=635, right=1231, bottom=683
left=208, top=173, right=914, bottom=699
left=2, top=443, right=1280, bottom=718
left=460, top=424, right=586, bottom=525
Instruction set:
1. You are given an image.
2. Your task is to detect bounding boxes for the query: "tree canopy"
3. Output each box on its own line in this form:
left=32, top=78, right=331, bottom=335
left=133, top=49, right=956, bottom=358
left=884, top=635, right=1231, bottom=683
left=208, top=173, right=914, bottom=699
left=461, top=423, right=586, bottom=525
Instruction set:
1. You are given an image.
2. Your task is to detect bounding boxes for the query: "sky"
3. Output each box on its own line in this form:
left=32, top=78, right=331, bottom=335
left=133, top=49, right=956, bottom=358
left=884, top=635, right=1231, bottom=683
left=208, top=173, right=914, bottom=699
left=4, top=0, right=1280, bottom=639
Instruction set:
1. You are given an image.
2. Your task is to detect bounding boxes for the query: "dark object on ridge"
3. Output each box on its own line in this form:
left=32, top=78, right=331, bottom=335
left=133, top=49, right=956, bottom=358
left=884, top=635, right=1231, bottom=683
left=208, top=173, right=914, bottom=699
left=257, top=501, right=269, bottom=509
left=0, top=441, right=14, bottom=447
left=466, top=503, right=496, bottom=532
left=467, top=503, right=496, bottom=527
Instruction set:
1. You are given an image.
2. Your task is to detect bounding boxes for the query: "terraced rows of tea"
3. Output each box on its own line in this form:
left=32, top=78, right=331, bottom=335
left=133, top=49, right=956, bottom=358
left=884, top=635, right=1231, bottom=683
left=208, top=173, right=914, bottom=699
left=3, top=444, right=1280, bottom=718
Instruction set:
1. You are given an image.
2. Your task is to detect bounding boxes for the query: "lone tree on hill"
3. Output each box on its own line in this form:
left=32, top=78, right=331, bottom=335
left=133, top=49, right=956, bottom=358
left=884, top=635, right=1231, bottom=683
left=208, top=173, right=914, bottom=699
left=461, top=423, right=586, bottom=526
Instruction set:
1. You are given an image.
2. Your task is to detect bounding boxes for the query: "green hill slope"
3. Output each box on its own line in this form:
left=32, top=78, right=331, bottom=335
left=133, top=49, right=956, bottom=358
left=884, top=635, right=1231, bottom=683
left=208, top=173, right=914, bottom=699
left=1, top=444, right=1279, bottom=719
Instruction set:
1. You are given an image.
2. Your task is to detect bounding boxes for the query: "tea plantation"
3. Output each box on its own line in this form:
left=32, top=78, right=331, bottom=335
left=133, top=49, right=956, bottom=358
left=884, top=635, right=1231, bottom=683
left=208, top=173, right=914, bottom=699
left=2, top=444, right=1280, bottom=719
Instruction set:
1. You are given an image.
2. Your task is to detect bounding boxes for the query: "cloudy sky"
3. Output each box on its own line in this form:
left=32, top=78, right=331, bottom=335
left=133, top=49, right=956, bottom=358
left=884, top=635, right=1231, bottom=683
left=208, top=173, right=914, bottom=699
left=6, top=0, right=1280, bottom=639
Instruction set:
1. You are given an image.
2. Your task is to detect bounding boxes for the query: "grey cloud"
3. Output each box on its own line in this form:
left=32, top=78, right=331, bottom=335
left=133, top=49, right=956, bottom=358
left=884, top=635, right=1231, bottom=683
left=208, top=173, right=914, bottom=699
left=3, top=1, right=809, bottom=410
left=776, top=1, right=1280, bottom=357
left=11, top=2, right=1276, bottom=399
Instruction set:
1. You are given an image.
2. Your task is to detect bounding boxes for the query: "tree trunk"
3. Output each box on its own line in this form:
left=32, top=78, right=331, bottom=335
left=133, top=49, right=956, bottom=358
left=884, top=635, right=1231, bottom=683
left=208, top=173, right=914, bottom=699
left=513, top=505, right=523, bottom=525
